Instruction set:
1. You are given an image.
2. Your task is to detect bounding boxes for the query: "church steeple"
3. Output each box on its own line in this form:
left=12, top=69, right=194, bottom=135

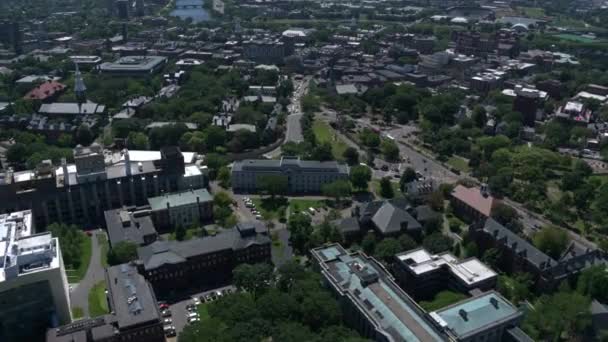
left=74, top=62, right=86, bottom=101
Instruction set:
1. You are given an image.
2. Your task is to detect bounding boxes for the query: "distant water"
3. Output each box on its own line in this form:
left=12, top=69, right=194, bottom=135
left=171, top=0, right=211, bottom=23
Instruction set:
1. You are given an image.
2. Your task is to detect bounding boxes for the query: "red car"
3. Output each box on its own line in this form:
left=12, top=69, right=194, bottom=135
left=159, top=303, right=170, bottom=310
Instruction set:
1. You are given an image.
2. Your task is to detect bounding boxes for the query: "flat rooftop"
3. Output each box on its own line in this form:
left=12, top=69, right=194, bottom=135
left=312, top=244, right=445, bottom=342
left=0, top=211, right=60, bottom=282
left=429, top=291, right=521, bottom=339
left=147, top=188, right=213, bottom=211
left=396, top=248, right=496, bottom=286
left=99, top=56, right=167, bottom=73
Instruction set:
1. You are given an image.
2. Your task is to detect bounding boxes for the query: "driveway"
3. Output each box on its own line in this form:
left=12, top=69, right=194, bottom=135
left=70, top=230, right=107, bottom=318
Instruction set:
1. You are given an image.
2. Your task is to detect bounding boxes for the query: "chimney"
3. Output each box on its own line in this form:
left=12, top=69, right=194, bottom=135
left=124, top=149, right=132, bottom=176
left=61, top=158, right=69, bottom=186
left=490, top=297, right=499, bottom=309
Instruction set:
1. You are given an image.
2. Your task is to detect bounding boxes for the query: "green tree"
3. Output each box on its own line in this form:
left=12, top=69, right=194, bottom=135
left=107, top=241, right=139, bottom=266
left=423, top=233, right=454, bottom=254
left=287, top=213, right=313, bottom=254
left=233, top=263, right=274, bottom=299
left=379, top=177, right=395, bottom=198
left=532, top=225, right=570, bottom=259
left=75, top=124, right=94, bottom=146
left=398, top=234, right=418, bottom=251
left=342, top=147, right=359, bottom=166
left=361, top=231, right=377, bottom=255
left=359, top=129, right=380, bottom=148
left=374, top=238, right=402, bottom=264
left=6, top=142, right=28, bottom=164
left=577, top=265, right=608, bottom=303
left=127, top=132, right=149, bottom=149
left=497, top=273, right=532, bottom=303
left=322, top=179, right=352, bottom=205
left=481, top=248, right=501, bottom=268
left=217, top=166, right=231, bottom=188
left=350, top=165, right=372, bottom=191
left=524, top=288, right=591, bottom=341
left=47, top=223, right=85, bottom=268
left=400, top=167, right=417, bottom=188
left=311, top=142, right=333, bottom=161
left=381, top=140, right=400, bottom=162
left=258, top=175, right=288, bottom=198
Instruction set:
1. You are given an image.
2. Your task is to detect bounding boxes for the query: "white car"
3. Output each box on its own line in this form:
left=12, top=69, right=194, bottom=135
left=192, top=297, right=200, bottom=305
left=187, top=312, right=199, bottom=320
left=187, top=317, right=200, bottom=324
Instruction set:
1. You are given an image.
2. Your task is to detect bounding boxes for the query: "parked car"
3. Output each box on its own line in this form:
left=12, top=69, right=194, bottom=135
left=192, top=297, right=201, bottom=305
left=204, top=294, right=213, bottom=302
left=163, top=317, right=173, bottom=325
left=255, top=215, right=262, bottom=220
left=187, top=312, right=199, bottom=320
left=164, top=325, right=176, bottom=337
left=161, top=309, right=171, bottom=317
left=186, top=304, right=196, bottom=312
left=158, top=303, right=169, bottom=310
left=381, top=165, right=389, bottom=171
left=187, top=317, right=200, bottom=324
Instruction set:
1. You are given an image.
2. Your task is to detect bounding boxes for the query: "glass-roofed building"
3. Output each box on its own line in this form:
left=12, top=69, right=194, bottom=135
left=311, top=244, right=446, bottom=342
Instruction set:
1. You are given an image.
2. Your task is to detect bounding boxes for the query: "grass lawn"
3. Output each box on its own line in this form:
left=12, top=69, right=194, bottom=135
left=555, top=33, right=601, bottom=43
left=419, top=291, right=468, bottom=312
left=197, top=303, right=210, bottom=322
left=447, top=156, right=470, bottom=173
left=252, top=197, right=288, bottom=220
left=66, top=233, right=92, bottom=283
left=289, top=199, right=326, bottom=214
left=71, top=307, right=84, bottom=320
left=312, top=120, right=349, bottom=160
left=97, top=233, right=109, bottom=269
left=88, top=281, right=109, bottom=317
left=517, top=6, right=546, bottom=18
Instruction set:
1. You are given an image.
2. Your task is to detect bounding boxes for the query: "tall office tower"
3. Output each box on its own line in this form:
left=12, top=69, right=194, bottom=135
left=135, top=0, right=145, bottom=17
left=116, top=0, right=130, bottom=20
left=0, top=210, right=71, bottom=341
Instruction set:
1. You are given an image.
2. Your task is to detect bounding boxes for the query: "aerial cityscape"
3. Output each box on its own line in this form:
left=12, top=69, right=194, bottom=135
left=0, top=0, right=608, bottom=341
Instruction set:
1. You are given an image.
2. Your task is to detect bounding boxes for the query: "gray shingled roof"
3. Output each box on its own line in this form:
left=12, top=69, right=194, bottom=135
left=482, top=219, right=554, bottom=268
left=137, top=226, right=270, bottom=270
left=360, top=199, right=422, bottom=235
left=104, top=208, right=157, bottom=247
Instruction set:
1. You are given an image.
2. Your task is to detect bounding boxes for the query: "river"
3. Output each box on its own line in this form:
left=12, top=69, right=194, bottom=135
left=170, top=0, right=211, bottom=23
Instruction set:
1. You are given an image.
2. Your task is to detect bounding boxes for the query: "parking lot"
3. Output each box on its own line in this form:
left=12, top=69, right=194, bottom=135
left=165, top=285, right=236, bottom=341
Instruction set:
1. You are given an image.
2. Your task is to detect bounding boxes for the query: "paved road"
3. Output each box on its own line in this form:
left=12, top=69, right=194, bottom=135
left=286, top=113, right=304, bottom=142
left=70, top=230, right=107, bottom=318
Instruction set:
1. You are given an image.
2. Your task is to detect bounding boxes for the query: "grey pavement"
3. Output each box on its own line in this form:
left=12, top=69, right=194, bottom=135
left=70, top=230, right=107, bottom=318
left=286, top=113, right=304, bottom=142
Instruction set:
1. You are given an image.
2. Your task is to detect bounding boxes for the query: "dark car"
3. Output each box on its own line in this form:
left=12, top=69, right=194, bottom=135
left=381, top=165, right=389, bottom=171
left=161, top=309, right=172, bottom=317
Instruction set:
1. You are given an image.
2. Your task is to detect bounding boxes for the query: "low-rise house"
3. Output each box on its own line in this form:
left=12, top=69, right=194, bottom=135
left=104, top=206, right=158, bottom=248
left=354, top=199, right=426, bottom=238
left=450, top=185, right=498, bottom=222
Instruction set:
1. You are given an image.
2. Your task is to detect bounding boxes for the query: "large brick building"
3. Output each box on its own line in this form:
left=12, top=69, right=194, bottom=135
left=136, top=221, right=271, bottom=297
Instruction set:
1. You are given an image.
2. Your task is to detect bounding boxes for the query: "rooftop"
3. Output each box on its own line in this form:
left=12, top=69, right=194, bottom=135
left=99, top=56, right=167, bottom=73
left=429, top=291, right=521, bottom=340
left=137, top=224, right=270, bottom=271
left=451, top=185, right=496, bottom=217
left=232, top=157, right=349, bottom=174
left=105, top=263, right=160, bottom=329
left=312, top=244, right=445, bottom=342
left=24, top=81, right=66, bottom=100
left=0, top=211, right=60, bottom=282
left=38, top=102, right=105, bottom=116
left=104, top=208, right=157, bottom=247
left=396, top=248, right=496, bottom=286
left=147, top=189, right=212, bottom=211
